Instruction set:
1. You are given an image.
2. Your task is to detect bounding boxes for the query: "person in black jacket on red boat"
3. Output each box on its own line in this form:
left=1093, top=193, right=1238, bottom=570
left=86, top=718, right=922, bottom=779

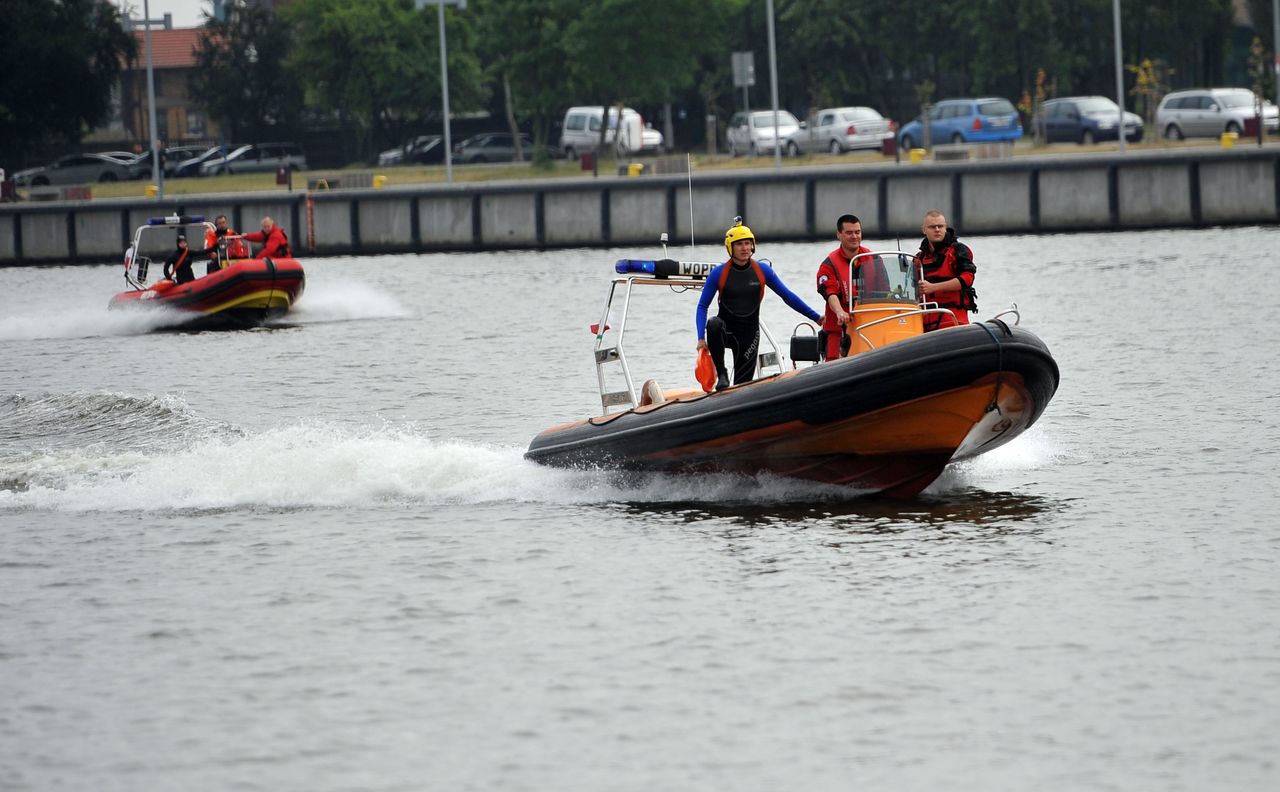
left=163, top=234, right=197, bottom=284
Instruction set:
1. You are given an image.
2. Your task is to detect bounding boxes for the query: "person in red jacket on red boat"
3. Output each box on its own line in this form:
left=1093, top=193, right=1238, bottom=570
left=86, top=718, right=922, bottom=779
left=203, top=214, right=251, bottom=274
left=815, top=213, right=889, bottom=360
left=242, top=216, right=292, bottom=259
left=914, top=209, right=977, bottom=331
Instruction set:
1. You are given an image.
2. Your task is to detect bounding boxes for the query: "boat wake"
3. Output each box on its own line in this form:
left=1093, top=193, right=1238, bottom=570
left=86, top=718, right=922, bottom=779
left=1, top=392, right=1059, bottom=514
left=288, top=277, right=409, bottom=324
left=0, top=302, right=190, bottom=340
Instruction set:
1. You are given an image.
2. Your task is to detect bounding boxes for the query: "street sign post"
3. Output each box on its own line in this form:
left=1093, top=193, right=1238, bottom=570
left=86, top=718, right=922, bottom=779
left=731, top=51, right=755, bottom=114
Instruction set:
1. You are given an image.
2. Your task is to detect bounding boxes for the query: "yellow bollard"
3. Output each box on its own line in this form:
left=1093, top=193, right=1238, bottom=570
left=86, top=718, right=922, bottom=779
left=1219, top=131, right=1238, bottom=149
left=909, top=148, right=926, bottom=164
left=145, top=184, right=158, bottom=197
left=627, top=163, right=644, bottom=177
left=372, top=174, right=387, bottom=189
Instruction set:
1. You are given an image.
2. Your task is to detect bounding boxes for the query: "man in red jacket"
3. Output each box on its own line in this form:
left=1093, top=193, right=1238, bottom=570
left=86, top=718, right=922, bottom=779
left=242, top=216, right=292, bottom=259
left=815, top=214, right=888, bottom=360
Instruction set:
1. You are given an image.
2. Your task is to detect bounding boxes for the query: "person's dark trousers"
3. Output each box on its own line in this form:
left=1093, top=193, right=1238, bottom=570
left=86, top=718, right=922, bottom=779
left=705, top=314, right=759, bottom=389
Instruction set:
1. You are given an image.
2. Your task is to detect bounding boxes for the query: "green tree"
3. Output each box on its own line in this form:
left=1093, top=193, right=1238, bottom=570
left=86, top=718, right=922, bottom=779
left=285, top=0, right=486, bottom=161
left=562, top=0, right=735, bottom=159
left=0, top=0, right=137, bottom=167
left=473, top=0, right=575, bottom=164
left=1127, top=0, right=1235, bottom=86
left=189, top=2, right=304, bottom=143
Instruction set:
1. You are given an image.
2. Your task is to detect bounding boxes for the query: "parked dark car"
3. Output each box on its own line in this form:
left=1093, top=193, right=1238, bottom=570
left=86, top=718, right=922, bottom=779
left=377, top=135, right=445, bottom=166
left=10, top=153, right=134, bottom=186
left=452, top=133, right=562, bottom=163
left=1035, top=96, right=1143, bottom=144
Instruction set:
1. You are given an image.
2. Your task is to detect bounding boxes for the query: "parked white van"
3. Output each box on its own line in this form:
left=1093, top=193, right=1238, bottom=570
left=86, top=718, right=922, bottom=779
left=560, top=106, right=664, bottom=159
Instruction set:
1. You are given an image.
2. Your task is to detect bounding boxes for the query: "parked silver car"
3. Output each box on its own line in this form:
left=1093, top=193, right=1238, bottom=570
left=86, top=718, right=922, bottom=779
left=199, top=142, right=307, bottom=176
left=804, top=106, right=894, bottom=154
left=727, top=110, right=803, bottom=156
left=10, top=153, right=134, bottom=186
left=1156, top=88, right=1280, bottom=140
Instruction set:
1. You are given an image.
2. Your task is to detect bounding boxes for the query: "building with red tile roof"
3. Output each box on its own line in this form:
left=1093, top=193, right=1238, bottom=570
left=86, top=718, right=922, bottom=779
left=90, top=25, right=223, bottom=153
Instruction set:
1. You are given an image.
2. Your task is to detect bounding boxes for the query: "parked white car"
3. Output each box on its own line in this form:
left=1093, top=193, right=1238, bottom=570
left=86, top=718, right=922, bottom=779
left=804, top=106, right=895, bottom=153
left=1156, top=88, right=1280, bottom=140
left=560, top=106, right=664, bottom=159
left=727, top=110, right=803, bottom=156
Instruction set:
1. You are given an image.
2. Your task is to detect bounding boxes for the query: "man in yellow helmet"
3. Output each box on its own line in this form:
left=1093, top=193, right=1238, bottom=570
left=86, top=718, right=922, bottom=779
left=695, top=219, right=821, bottom=390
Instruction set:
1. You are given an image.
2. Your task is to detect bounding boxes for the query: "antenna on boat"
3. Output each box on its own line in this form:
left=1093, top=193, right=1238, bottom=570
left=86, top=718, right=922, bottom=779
left=660, top=232, right=669, bottom=258
left=687, top=153, right=695, bottom=249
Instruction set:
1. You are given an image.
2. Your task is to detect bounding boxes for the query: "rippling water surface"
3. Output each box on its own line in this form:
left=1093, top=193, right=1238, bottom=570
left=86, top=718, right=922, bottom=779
left=2, top=228, right=1279, bottom=791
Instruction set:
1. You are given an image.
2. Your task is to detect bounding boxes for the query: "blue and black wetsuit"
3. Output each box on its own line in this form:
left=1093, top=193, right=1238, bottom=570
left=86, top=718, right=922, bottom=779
left=696, top=259, right=820, bottom=386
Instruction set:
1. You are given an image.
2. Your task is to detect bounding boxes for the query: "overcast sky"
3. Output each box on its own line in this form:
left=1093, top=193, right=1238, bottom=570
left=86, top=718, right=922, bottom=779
left=117, top=0, right=210, bottom=29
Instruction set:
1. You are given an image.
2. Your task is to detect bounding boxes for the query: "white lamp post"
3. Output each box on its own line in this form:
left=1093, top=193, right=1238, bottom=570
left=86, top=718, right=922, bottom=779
left=766, top=0, right=782, bottom=169
left=1273, top=0, right=1279, bottom=111
left=142, top=0, right=163, bottom=196
left=1113, top=0, right=1126, bottom=154
left=416, top=0, right=466, bottom=184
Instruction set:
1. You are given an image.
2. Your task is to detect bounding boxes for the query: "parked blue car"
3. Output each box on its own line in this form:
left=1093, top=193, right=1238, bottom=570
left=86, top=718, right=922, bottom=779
left=898, top=97, right=1023, bottom=149
left=1035, top=96, right=1143, bottom=144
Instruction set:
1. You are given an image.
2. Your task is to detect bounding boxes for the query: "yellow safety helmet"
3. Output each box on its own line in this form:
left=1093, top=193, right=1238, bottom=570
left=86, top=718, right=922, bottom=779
left=724, top=217, right=756, bottom=256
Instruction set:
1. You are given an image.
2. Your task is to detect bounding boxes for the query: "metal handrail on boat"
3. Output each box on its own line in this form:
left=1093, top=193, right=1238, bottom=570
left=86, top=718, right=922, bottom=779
left=593, top=270, right=791, bottom=414
left=123, top=215, right=215, bottom=290
left=990, top=304, right=1021, bottom=325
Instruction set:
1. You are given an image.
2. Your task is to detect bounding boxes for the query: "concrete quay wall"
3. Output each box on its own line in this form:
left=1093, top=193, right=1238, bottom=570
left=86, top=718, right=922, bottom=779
left=2, top=147, right=1277, bottom=265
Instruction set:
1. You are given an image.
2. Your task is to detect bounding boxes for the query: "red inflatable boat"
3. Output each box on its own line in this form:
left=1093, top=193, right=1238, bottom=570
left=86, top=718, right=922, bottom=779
left=109, top=214, right=306, bottom=329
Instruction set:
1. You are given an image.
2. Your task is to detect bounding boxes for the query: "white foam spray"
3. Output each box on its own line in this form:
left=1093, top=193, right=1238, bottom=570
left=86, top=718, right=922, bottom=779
left=288, top=278, right=409, bottom=323
left=0, top=303, right=190, bottom=340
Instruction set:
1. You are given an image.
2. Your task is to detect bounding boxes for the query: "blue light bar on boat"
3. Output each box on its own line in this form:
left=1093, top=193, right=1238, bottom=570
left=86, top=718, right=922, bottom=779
left=147, top=214, right=204, bottom=226
left=614, top=259, right=713, bottom=279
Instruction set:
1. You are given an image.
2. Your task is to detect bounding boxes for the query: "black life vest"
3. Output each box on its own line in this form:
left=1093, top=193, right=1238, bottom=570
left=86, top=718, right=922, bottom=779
left=716, top=258, right=766, bottom=319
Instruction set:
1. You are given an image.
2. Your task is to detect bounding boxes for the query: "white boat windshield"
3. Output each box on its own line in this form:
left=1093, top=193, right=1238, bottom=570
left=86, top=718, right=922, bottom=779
left=854, top=251, right=921, bottom=304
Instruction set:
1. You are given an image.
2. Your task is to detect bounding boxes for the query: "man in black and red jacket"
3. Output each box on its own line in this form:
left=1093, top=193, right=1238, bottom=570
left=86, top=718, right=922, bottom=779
left=914, top=210, right=977, bottom=331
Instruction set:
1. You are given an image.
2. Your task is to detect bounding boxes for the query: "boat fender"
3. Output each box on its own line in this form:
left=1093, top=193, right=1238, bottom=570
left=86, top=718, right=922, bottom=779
left=640, top=379, right=665, bottom=406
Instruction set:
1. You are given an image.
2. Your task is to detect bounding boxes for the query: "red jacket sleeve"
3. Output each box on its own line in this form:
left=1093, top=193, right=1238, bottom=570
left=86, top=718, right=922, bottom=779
left=816, top=258, right=841, bottom=299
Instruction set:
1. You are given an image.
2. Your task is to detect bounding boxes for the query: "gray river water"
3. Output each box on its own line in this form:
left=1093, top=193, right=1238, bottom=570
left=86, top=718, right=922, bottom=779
left=2, top=226, right=1279, bottom=791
